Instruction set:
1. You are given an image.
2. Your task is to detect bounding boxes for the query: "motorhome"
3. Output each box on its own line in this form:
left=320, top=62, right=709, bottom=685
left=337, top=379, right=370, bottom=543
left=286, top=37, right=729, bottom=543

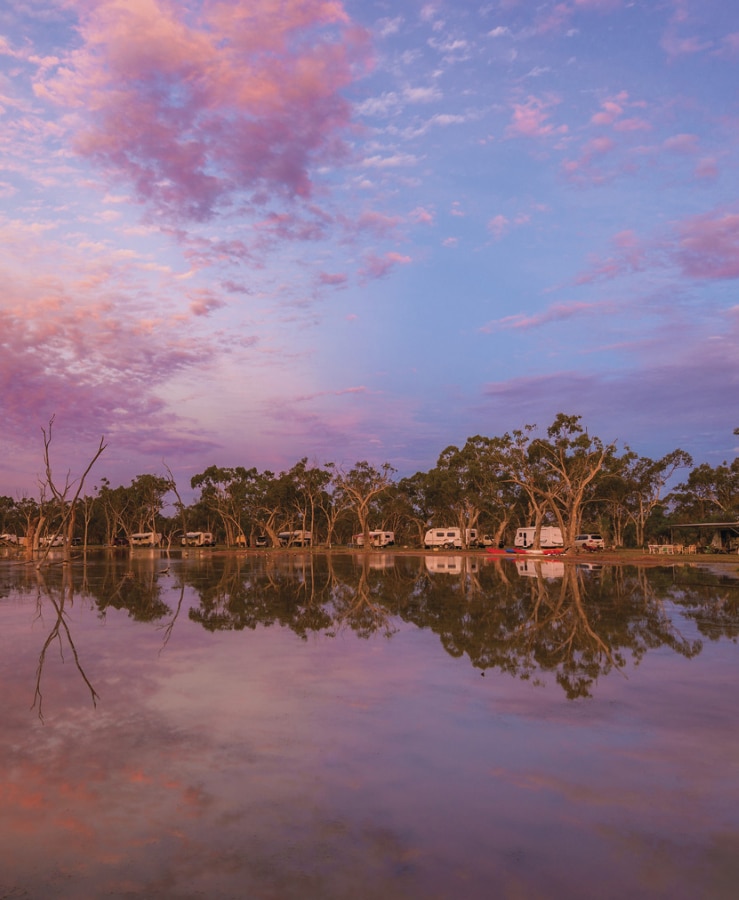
left=423, top=527, right=478, bottom=549
left=130, top=532, right=162, bottom=547
left=278, top=530, right=312, bottom=547
left=39, top=534, right=66, bottom=547
left=514, top=526, right=564, bottom=549
left=353, top=531, right=395, bottom=548
left=0, top=533, right=20, bottom=545
left=181, top=531, right=215, bottom=547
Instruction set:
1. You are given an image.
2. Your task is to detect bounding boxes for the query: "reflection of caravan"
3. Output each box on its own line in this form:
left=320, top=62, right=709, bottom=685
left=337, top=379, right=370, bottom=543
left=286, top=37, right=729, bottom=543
left=278, top=530, right=312, bottom=547
left=514, top=526, right=563, bottom=549
left=425, top=555, right=481, bottom=575
left=130, top=532, right=162, bottom=547
left=424, top=527, right=478, bottom=549
left=181, top=531, right=215, bottom=547
left=354, top=531, right=395, bottom=548
left=516, top=559, right=565, bottom=579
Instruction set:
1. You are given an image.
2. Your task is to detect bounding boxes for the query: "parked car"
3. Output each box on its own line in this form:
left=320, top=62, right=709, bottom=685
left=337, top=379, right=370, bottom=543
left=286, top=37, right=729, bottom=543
left=574, top=533, right=605, bottom=551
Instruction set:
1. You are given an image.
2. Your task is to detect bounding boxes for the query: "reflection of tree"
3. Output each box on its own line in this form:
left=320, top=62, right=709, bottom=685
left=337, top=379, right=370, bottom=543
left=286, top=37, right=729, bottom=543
left=331, top=557, right=397, bottom=639
left=32, top=566, right=99, bottom=722
left=92, top=554, right=172, bottom=622
left=187, top=554, right=335, bottom=637
left=12, top=552, right=737, bottom=707
left=181, top=554, right=730, bottom=699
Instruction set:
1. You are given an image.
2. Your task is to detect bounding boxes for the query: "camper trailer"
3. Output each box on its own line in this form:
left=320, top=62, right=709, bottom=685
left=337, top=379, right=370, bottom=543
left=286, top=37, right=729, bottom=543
left=130, top=532, right=162, bottom=547
left=353, top=530, right=395, bottom=548
left=423, top=527, right=478, bottom=549
left=181, top=532, right=215, bottom=547
left=514, top=526, right=563, bottom=549
left=278, top=530, right=312, bottom=547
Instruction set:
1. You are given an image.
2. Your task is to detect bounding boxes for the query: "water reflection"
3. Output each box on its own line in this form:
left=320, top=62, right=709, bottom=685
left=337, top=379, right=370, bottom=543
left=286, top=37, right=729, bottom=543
left=2, top=552, right=739, bottom=898
left=6, top=552, right=739, bottom=707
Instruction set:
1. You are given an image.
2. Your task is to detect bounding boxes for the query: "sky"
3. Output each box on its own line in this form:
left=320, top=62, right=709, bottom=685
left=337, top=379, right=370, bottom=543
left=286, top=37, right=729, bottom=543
left=1, top=0, right=738, bottom=497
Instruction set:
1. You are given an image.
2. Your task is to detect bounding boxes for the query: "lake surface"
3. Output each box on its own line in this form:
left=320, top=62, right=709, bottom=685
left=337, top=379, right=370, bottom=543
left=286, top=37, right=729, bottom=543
left=1, top=551, right=738, bottom=899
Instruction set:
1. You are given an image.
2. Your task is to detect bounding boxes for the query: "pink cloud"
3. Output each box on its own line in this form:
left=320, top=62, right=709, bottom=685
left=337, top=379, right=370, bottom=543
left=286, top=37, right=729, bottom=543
left=661, top=30, right=712, bottom=58
left=359, top=251, right=412, bottom=281
left=716, top=33, right=739, bottom=56
left=505, top=95, right=567, bottom=140
left=42, top=1, right=371, bottom=221
left=694, top=157, right=718, bottom=180
left=0, top=273, right=223, bottom=458
left=534, top=4, right=573, bottom=35
left=409, top=207, right=435, bottom=225
left=479, top=300, right=612, bottom=333
left=663, top=133, right=700, bottom=154
left=574, top=0, right=623, bottom=8
left=561, top=136, right=615, bottom=183
left=674, top=210, right=739, bottom=280
left=613, top=116, right=651, bottom=133
left=575, top=229, right=646, bottom=283
left=487, top=214, right=509, bottom=240
left=318, top=271, right=348, bottom=286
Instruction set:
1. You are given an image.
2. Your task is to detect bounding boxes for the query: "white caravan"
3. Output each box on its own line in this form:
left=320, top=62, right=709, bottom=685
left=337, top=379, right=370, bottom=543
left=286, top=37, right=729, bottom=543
left=423, top=527, right=478, bottom=549
left=354, top=530, right=395, bottom=548
left=278, top=530, right=312, bottom=547
left=130, top=532, right=162, bottom=547
left=514, top=526, right=564, bottom=549
left=181, top=531, right=215, bottom=547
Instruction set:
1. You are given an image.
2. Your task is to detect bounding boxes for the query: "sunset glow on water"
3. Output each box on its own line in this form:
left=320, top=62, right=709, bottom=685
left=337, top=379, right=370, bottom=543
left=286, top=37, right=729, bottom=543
left=1, top=553, right=737, bottom=898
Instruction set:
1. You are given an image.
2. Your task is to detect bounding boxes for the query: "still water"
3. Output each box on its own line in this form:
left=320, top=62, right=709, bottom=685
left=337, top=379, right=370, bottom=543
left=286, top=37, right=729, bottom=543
left=1, top=551, right=738, bottom=899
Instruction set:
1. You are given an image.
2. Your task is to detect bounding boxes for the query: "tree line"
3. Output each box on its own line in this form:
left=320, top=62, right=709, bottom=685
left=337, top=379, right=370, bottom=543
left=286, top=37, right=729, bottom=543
left=1, top=413, right=737, bottom=553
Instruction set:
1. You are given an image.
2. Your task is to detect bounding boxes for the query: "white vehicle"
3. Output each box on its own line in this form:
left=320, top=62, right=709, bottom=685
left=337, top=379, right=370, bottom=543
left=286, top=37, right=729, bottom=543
left=39, top=534, right=66, bottom=547
left=181, top=531, right=215, bottom=547
left=130, top=532, right=162, bottom=547
left=0, top=533, right=19, bottom=544
left=423, top=527, right=478, bottom=549
left=574, top=533, right=605, bottom=551
left=514, top=526, right=564, bottom=549
left=354, top=530, right=395, bottom=548
left=278, top=530, right=312, bottom=547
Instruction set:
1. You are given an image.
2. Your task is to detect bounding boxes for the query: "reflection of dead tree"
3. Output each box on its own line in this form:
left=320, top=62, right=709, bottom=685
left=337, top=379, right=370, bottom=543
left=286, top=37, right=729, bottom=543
left=32, top=568, right=99, bottom=722
left=158, top=580, right=186, bottom=650
left=335, top=559, right=396, bottom=639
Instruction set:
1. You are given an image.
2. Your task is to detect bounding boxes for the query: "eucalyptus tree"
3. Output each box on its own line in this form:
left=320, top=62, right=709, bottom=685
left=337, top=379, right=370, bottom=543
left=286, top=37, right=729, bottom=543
left=394, top=471, right=436, bottom=546
left=439, top=435, right=524, bottom=547
left=316, top=462, right=349, bottom=547
left=191, top=465, right=258, bottom=545
left=251, top=468, right=300, bottom=546
left=669, top=457, right=739, bottom=523
left=618, top=448, right=693, bottom=547
left=128, top=473, right=173, bottom=535
left=333, top=461, right=396, bottom=546
left=495, top=425, right=555, bottom=549
left=0, top=496, right=16, bottom=535
left=530, top=414, right=616, bottom=546
left=432, top=444, right=483, bottom=546
left=97, top=478, right=135, bottom=544
left=285, top=458, right=332, bottom=543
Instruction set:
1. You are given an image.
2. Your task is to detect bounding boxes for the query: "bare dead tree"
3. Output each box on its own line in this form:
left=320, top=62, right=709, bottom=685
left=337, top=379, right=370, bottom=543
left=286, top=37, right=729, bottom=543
left=35, top=416, right=107, bottom=568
